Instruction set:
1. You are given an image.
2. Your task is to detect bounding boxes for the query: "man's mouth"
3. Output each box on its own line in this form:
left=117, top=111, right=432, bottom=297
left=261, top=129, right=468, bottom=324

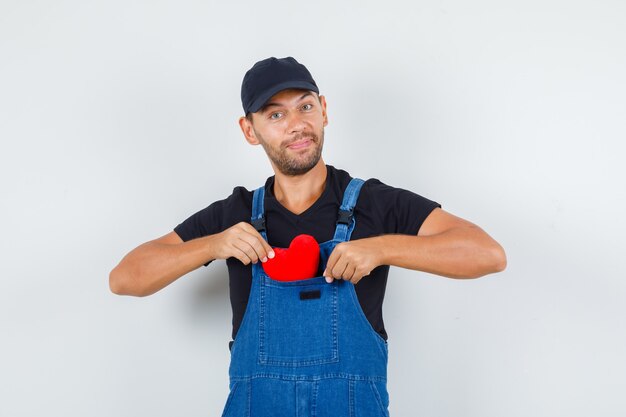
left=288, top=139, right=313, bottom=149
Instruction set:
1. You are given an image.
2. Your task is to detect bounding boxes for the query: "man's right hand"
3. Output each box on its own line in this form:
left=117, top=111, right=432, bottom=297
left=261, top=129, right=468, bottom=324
left=109, top=221, right=274, bottom=297
left=212, top=222, right=275, bottom=265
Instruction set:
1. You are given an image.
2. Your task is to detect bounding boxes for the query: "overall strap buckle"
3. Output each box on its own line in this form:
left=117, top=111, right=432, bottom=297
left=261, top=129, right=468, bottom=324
left=251, top=217, right=266, bottom=232
left=251, top=185, right=266, bottom=232
left=336, top=208, right=354, bottom=225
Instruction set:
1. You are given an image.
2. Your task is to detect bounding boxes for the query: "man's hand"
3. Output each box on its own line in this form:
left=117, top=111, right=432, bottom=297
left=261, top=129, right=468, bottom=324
left=213, top=222, right=275, bottom=265
left=323, top=238, right=384, bottom=284
left=109, top=222, right=276, bottom=297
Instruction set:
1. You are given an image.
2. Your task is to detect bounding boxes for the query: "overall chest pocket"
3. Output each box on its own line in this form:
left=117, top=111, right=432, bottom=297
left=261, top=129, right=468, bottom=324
left=258, top=274, right=339, bottom=367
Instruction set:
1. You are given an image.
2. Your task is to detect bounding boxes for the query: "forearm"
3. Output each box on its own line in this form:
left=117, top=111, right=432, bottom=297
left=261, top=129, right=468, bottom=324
left=375, top=227, right=507, bottom=279
left=110, top=234, right=219, bottom=296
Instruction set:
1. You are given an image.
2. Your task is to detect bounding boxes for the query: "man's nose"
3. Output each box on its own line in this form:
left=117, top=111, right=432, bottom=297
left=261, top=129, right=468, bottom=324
left=286, top=111, right=307, bottom=132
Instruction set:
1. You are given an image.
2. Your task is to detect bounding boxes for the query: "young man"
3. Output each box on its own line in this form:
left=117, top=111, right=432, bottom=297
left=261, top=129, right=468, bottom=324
left=110, top=56, right=507, bottom=416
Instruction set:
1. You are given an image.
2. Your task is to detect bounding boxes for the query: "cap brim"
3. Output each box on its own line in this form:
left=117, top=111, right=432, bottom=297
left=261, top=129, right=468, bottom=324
left=248, top=80, right=319, bottom=114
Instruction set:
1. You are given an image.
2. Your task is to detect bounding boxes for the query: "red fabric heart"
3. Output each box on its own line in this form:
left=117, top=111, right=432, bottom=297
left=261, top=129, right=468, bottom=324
left=262, top=234, right=320, bottom=281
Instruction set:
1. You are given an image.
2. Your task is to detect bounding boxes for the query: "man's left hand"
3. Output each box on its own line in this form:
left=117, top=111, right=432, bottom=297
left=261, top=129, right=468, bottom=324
left=323, top=238, right=384, bottom=284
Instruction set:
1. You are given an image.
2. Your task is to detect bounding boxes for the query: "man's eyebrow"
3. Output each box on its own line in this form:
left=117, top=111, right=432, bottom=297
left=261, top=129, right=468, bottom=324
left=260, top=92, right=315, bottom=114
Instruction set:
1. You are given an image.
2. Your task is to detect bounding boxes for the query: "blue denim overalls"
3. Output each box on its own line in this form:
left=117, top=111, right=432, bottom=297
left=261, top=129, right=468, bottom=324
left=221, top=177, right=390, bottom=417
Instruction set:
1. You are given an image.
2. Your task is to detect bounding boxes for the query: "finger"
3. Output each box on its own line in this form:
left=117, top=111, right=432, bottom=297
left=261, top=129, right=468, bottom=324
left=241, top=223, right=275, bottom=261
left=324, top=262, right=339, bottom=283
left=346, top=264, right=358, bottom=282
left=243, top=233, right=272, bottom=263
left=323, top=244, right=343, bottom=278
left=331, top=258, right=350, bottom=281
left=324, top=255, right=341, bottom=278
left=233, top=245, right=253, bottom=265
left=324, top=255, right=337, bottom=281
left=353, top=266, right=373, bottom=284
left=235, top=237, right=261, bottom=264
left=350, top=270, right=362, bottom=285
left=259, top=235, right=275, bottom=259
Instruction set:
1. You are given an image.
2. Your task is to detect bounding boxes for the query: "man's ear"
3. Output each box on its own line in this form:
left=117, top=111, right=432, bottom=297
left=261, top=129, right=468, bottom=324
left=238, top=116, right=260, bottom=145
left=319, top=95, right=328, bottom=127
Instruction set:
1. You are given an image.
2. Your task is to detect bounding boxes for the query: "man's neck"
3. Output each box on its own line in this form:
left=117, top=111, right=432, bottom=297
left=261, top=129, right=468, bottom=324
left=272, top=160, right=328, bottom=215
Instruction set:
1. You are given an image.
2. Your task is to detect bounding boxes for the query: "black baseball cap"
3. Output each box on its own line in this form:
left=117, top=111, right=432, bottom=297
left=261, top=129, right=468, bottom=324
left=241, top=56, right=319, bottom=115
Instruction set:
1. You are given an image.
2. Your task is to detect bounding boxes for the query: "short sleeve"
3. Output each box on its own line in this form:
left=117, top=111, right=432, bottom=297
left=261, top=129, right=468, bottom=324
left=173, top=186, right=251, bottom=266
left=366, top=179, right=442, bottom=235
left=174, top=204, right=219, bottom=242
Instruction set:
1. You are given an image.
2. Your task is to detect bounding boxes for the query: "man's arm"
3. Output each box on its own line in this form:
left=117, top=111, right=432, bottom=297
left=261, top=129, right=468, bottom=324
left=109, top=223, right=275, bottom=297
left=379, top=207, right=507, bottom=278
left=323, top=208, right=507, bottom=283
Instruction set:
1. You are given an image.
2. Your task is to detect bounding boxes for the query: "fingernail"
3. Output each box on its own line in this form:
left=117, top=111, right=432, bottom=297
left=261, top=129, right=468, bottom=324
left=262, top=257, right=267, bottom=263
left=269, top=251, right=275, bottom=259
left=325, top=277, right=333, bottom=283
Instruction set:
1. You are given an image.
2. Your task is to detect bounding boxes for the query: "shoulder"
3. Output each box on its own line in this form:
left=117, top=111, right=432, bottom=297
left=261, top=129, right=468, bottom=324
left=223, top=171, right=279, bottom=215
left=225, top=185, right=254, bottom=209
left=354, top=173, right=442, bottom=235
left=173, top=185, right=256, bottom=241
left=199, top=185, right=255, bottom=216
left=361, top=176, right=438, bottom=206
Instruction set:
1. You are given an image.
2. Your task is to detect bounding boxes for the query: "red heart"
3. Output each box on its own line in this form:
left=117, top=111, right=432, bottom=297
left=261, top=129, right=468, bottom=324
left=262, top=234, right=320, bottom=281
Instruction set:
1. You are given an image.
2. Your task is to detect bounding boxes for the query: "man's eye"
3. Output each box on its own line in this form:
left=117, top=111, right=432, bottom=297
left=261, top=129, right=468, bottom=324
left=270, top=112, right=282, bottom=119
left=302, top=104, right=313, bottom=110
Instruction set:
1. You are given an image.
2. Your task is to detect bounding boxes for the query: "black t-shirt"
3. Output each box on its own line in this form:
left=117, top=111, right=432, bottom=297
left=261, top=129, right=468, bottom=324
left=174, top=164, right=441, bottom=345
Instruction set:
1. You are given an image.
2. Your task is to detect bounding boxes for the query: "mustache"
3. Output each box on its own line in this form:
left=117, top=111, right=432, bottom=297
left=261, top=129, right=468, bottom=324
left=285, top=133, right=317, bottom=147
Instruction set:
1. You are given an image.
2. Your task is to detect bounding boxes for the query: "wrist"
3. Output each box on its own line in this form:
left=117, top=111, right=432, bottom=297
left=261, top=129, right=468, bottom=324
left=370, top=235, right=391, bottom=266
left=200, top=233, right=221, bottom=262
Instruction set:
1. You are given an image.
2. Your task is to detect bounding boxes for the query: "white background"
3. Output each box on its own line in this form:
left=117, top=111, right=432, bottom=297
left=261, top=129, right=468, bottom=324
left=1, top=1, right=624, bottom=416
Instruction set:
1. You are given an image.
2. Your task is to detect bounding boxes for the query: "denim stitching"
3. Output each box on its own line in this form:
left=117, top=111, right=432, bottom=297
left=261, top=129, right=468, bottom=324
left=258, top=272, right=339, bottom=367
left=227, top=178, right=389, bottom=414
left=349, top=379, right=355, bottom=417
left=311, top=380, right=319, bottom=417
left=258, top=274, right=267, bottom=364
left=246, top=379, right=251, bottom=417
left=368, top=380, right=389, bottom=417
left=230, top=373, right=387, bottom=382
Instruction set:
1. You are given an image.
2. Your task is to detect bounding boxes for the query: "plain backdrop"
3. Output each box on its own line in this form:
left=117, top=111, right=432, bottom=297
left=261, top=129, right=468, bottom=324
left=1, top=0, right=624, bottom=416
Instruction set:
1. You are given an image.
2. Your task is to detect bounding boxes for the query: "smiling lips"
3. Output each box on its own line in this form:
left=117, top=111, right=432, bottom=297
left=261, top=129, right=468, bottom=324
left=288, top=139, right=313, bottom=149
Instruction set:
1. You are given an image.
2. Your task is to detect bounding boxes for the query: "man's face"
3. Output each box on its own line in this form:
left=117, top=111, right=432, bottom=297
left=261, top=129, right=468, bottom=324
left=241, top=88, right=328, bottom=177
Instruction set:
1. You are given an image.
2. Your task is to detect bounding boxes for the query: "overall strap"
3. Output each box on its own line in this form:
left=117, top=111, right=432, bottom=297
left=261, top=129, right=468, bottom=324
left=251, top=185, right=268, bottom=241
left=333, top=178, right=365, bottom=242
left=251, top=177, right=366, bottom=243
